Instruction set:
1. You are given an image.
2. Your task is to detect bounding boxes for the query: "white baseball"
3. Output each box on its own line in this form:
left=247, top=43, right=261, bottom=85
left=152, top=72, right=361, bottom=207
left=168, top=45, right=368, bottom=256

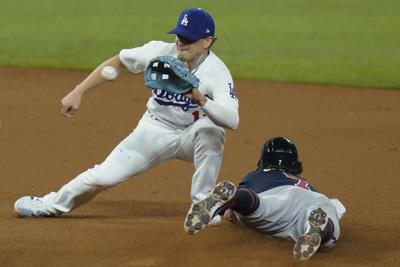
left=101, top=66, right=118, bottom=80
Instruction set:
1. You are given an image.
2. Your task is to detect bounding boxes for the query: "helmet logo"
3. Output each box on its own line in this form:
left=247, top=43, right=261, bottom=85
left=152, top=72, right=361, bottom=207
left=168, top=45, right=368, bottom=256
left=258, top=137, right=302, bottom=175
left=181, top=14, right=189, bottom=26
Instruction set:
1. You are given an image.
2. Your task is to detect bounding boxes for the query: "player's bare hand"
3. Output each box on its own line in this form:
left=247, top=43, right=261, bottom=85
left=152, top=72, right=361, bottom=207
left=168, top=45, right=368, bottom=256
left=61, top=91, right=82, bottom=117
left=185, top=88, right=207, bottom=106
left=224, top=209, right=239, bottom=225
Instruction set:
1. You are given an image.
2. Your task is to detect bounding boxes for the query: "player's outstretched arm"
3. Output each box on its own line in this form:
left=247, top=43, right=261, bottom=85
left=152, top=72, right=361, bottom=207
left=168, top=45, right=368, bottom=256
left=61, top=55, right=126, bottom=117
left=185, top=88, right=239, bottom=130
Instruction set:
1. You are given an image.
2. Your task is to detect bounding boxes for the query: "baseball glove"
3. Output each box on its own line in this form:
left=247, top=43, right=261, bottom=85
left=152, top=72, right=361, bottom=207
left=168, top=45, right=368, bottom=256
left=144, top=56, right=199, bottom=94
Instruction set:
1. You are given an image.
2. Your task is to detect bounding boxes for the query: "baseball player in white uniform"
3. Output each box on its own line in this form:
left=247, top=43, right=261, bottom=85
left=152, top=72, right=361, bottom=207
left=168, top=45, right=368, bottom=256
left=184, top=137, right=346, bottom=261
left=14, top=8, right=239, bottom=225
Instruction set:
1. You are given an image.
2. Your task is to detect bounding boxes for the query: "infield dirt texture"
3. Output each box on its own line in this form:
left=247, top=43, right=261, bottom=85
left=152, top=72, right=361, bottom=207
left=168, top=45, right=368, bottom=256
left=0, top=68, right=399, bottom=266
left=1, top=0, right=400, bottom=265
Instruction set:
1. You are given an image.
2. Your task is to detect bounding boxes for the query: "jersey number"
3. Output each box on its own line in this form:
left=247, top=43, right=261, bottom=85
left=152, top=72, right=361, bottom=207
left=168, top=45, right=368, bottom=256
left=284, top=172, right=311, bottom=190
left=192, top=111, right=200, bottom=122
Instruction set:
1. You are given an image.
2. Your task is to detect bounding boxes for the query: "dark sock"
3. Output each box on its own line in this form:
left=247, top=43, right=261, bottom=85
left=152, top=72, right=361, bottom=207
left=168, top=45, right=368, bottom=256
left=321, top=219, right=335, bottom=244
left=231, top=188, right=260, bottom=216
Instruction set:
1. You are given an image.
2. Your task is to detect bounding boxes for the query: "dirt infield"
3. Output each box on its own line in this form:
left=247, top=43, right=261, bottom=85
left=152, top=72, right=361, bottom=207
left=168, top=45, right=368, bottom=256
left=0, top=68, right=399, bottom=267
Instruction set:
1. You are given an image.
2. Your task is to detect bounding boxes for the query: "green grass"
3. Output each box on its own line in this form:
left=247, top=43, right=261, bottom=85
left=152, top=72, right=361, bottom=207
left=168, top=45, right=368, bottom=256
left=0, top=0, right=399, bottom=88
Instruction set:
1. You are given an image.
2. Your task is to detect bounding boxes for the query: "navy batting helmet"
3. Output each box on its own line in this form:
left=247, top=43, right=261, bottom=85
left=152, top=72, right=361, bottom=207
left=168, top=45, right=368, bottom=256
left=257, top=137, right=303, bottom=175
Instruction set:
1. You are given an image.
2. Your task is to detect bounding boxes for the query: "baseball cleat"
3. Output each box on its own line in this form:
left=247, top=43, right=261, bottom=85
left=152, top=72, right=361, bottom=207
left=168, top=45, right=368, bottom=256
left=293, top=208, right=328, bottom=261
left=184, top=181, right=236, bottom=235
left=14, top=196, right=54, bottom=218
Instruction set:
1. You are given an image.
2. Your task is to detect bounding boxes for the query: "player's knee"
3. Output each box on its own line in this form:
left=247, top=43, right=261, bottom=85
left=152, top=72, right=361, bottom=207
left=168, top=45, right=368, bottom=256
left=194, top=127, right=225, bottom=154
left=85, top=164, right=122, bottom=189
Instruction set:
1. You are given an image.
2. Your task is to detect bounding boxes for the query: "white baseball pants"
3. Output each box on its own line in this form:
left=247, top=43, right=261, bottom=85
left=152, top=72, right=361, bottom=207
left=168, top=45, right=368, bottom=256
left=42, top=111, right=225, bottom=214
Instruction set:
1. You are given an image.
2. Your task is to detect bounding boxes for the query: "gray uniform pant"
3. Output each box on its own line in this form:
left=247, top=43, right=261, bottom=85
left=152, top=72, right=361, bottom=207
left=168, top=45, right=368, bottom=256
left=236, top=186, right=345, bottom=250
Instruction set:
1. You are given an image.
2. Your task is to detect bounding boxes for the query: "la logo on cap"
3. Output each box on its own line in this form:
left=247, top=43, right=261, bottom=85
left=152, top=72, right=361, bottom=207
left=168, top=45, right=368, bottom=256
left=181, top=14, right=189, bottom=26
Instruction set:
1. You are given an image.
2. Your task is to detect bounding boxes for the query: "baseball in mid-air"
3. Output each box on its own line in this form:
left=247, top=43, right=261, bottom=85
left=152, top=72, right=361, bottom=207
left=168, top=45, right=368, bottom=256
left=101, top=66, right=118, bottom=80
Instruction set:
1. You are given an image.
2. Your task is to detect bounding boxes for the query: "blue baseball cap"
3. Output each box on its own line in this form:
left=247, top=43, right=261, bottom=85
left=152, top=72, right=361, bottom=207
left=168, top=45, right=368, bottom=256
left=167, top=8, right=215, bottom=41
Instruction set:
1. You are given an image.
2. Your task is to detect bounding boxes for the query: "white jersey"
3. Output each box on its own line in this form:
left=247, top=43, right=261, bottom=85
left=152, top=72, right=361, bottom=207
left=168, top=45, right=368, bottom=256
left=119, top=41, right=239, bottom=129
